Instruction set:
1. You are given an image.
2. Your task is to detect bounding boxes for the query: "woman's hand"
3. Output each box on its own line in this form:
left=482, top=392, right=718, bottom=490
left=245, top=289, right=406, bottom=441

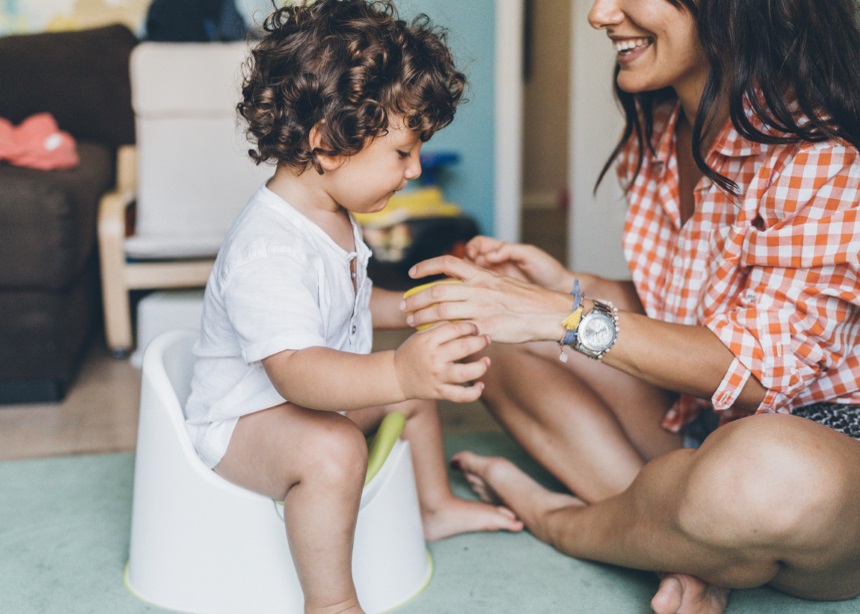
left=464, top=235, right=575, bottom=292
left=393, top=321, right=491, bottom=403
left=402, top=255, right=573, bottom=344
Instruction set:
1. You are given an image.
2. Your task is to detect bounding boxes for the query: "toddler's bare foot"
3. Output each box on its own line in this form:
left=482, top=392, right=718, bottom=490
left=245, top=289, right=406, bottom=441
left=651, top=573, right=730, bottom=614
left=422, top=496, right=524, bottom=541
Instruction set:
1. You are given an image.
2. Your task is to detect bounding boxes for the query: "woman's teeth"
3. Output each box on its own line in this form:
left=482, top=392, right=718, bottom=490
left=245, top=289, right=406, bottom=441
left=614, top=37, right=652, bottom=53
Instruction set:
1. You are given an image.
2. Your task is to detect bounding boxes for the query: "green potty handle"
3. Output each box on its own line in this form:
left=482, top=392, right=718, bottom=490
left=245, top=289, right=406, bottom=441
left=365, top=412, right=406, bottom=486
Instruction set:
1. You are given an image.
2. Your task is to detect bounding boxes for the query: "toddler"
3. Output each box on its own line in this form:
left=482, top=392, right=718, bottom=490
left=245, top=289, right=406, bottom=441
left=184, top=1, right=522, bottom=612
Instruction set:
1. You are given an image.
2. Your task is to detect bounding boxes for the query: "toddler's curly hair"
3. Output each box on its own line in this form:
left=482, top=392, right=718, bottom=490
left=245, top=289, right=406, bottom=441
left=239, top=0, right=466, bottom=173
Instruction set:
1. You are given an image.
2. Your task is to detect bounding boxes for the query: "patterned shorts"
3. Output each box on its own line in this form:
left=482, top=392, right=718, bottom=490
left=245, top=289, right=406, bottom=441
left=682, top=403, right=860, bottom=448
left=791, top=403, right=860, bottom=441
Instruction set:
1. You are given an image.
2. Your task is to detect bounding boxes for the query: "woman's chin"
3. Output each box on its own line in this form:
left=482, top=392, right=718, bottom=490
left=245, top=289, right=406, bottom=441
left=616, top=77, right=661, bottom=96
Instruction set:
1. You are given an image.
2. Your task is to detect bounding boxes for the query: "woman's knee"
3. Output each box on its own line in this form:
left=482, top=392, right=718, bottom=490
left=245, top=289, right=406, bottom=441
left=677, top=414, right=850, bottom=547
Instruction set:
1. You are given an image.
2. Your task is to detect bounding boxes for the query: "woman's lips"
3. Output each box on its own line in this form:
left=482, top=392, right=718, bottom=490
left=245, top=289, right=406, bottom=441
left=613, top=37, right=653, bottom=64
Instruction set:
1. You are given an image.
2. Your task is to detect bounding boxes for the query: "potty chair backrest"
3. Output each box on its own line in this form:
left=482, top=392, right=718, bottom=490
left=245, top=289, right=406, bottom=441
left=159, top=328, right=195, bottom=406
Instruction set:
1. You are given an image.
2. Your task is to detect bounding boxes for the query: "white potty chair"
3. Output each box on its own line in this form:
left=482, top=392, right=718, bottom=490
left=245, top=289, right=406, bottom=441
left=126, top=330, right=432, bottom=613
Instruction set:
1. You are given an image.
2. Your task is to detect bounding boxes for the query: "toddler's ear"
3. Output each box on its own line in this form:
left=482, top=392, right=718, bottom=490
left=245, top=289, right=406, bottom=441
left=309, top=122, right=343, bottom=173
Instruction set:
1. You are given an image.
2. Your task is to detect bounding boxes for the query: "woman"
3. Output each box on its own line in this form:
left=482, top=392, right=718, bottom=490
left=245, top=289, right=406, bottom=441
left=401, top=0, right=860, bottom=611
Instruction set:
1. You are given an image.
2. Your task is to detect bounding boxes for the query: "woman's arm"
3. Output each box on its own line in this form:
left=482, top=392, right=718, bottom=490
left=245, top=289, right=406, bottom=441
left=606, top=309, right=766, bottom=411
left=404, top=255, right=766, bottom=411
left=403, top=255, right=640, bottom=343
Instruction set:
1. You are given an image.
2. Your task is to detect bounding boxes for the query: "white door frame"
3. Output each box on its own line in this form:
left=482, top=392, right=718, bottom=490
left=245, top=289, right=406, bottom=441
left=494, top=0, right=524, bottom=243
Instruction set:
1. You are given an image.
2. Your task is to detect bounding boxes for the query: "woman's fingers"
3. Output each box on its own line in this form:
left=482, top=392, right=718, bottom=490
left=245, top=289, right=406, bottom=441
left=406, top=298, right=463, bottom=330
left=464, top=235, right=502, bottom=260
left=465, top=235, right=516, bottom=267
left=409, top=254, right=476, bottom=282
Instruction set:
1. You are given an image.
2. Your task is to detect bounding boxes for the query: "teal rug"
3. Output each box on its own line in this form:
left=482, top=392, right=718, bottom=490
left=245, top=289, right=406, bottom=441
left=1, top=432, right=856, bottom=613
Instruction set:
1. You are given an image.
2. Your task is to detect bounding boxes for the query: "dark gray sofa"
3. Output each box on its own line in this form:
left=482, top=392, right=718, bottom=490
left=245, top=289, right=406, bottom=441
left=0, top=25, right=137, bottom=403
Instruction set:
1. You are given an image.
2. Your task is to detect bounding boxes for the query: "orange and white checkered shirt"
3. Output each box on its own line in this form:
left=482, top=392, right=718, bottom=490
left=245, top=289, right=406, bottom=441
left=619, top=101, right=860, bottom=432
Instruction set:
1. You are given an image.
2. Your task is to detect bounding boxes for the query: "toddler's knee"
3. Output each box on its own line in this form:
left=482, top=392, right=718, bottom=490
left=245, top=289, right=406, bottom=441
left=308, top=418, right=368, bottom=487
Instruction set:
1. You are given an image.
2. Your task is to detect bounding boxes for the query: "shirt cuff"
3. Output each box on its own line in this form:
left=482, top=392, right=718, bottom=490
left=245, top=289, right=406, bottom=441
left=711, top=357, right=751, bottom=411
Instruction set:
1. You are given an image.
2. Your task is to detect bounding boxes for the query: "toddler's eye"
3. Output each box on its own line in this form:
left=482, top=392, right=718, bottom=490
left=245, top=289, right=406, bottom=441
left=397, top=150, right=410, bottom=159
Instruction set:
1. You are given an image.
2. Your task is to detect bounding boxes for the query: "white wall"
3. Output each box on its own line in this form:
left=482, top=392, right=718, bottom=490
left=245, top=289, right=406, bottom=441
left=567, top=0, right=629, bottom=279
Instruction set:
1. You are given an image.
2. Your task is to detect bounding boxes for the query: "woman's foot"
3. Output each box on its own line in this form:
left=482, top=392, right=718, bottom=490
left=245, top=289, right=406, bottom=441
left=651, top=573, right=730, bottom=614
left=422, top=496, right=524, bottom=541
left=449, top=451, right=585, bottom=526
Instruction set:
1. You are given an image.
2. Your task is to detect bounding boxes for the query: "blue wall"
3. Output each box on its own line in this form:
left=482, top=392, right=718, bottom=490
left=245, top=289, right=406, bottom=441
left=241, top=0, right=497, bottom=235
left=398, top=0, right=496, bottom=235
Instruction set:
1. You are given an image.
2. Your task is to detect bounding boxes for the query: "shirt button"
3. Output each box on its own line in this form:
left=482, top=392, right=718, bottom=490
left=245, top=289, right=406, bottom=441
left=351, top=325, right=357, bottom=335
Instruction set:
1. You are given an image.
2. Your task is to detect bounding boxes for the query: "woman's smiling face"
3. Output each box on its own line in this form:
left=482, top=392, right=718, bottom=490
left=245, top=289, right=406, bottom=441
left=588, top=0, right=708, bottom=104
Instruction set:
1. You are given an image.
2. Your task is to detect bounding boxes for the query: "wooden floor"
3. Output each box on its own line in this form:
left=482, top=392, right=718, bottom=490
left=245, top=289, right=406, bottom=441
left=0, top=206, right=566, bottom=461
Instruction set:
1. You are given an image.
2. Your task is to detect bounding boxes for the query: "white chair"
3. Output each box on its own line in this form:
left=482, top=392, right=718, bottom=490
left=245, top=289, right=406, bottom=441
left=98, top=42, right=272, bottom=356
left=126, top=330, right=432, bottom=613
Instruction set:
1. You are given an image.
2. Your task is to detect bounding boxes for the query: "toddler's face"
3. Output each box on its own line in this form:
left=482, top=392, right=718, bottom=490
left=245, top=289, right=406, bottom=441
left=323, top=119, right=423, bottom=215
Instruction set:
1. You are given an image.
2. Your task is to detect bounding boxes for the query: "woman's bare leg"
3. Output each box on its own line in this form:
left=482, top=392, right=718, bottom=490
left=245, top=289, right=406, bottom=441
left=215, top=405, right=368, bottom=614
left=452, top=413, right=860, bottom=612
left=478, top=340, right=680, bottom=501
left=349, top=400, right=524, bottom=540
left=476, top=339, right=731, bottom=611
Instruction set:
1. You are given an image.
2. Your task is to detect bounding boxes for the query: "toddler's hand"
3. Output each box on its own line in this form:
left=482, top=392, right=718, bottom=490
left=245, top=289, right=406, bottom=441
left=393, top=321, right=490, bottom=404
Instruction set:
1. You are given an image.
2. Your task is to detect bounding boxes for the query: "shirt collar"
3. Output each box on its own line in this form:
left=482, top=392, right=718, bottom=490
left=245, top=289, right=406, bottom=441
left=650, top=99, right=769, bottom=166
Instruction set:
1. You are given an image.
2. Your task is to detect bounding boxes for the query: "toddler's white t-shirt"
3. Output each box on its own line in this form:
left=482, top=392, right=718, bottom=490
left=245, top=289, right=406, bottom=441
left=184, top=185, right=374, bottom=467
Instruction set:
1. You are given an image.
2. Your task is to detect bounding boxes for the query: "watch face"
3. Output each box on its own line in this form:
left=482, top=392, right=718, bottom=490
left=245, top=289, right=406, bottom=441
left=581, top=312, right=616, bottom=350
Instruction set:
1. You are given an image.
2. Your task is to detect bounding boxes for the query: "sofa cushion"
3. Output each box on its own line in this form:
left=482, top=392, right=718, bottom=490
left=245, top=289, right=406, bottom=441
left=0, top=24, right=137, bottom=147
left=0, top=142, right=113, bottom=290
left=0, top=253, right=99, bottom=399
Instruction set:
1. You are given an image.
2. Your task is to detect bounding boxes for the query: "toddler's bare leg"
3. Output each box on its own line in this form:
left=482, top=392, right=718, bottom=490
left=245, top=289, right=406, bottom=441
left=215, top=404, right=369, bottom=614
left=401, top=399, right=525, bottom=540
left=350, top=400, right=524, bottom=540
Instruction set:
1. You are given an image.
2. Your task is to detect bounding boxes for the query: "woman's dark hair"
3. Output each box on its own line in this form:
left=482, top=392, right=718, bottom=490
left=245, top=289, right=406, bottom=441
left=239, top=0, right=466, bottom=173
left=597, top=0, right=860, bottom=195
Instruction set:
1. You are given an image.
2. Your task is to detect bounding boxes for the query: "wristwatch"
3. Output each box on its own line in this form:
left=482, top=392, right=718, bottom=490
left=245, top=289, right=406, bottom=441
left=572, top=299, right=619, bottom=360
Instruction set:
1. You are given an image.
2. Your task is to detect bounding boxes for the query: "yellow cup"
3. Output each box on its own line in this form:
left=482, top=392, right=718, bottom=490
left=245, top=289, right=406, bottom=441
left=403, top=279, right=462, bottom=330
